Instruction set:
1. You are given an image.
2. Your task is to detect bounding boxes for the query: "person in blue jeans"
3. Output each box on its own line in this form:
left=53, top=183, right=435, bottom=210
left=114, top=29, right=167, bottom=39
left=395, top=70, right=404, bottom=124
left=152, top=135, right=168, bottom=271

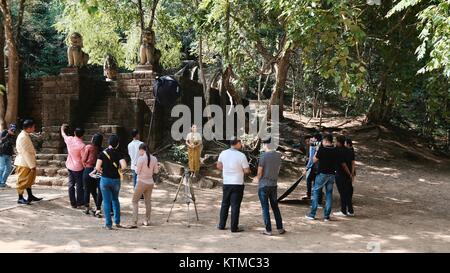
left=0, top=124, right=16, bottom=188
left=306, top=134, right=339, bottom=221
left=253, top=138, right=285, bottom=236
left=302, top=133, right=323, bottom=203
left=95, top=135, right=127, bottom=230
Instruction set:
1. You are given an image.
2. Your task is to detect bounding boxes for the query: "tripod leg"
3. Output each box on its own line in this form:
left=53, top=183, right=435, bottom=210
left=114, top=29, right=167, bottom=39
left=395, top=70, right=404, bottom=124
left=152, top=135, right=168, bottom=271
left=166, top=177, right=184, bottom=222
left=187, top=203, right=190, bottom=228
left=193, top=200, right=199, bottom=221
left=189, top=181, right=199, bottom=221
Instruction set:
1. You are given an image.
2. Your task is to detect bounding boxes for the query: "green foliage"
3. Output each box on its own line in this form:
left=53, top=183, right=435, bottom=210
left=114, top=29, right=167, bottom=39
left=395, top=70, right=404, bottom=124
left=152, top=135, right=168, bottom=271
left=12, top=0, right=450, bottom=144
left=19, top=0, right=67, bottom=77
left=55, top=0, right=183, bottom=70
left=169, top=144, right=188, bottom=164
left=388, top=0, right=450, bottom=78
left=386, top=0, right=424, bottom=17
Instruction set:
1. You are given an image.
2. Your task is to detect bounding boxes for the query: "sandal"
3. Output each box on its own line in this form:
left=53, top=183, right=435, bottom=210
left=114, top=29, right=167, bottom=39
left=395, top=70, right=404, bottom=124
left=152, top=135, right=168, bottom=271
left=95, top=210, right=102, bottom=218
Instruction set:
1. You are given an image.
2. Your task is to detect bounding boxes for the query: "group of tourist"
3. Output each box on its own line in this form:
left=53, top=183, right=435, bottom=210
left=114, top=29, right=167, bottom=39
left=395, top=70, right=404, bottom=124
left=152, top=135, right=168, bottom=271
left=215, top=132, right=356, bottom=235
left=216, top=137, right=286, bottom=236
left=60, top=125, right=159, bottom=230
left=5, top=119, right=356, bottom=235
left=304, top=134, right=356, bottom=221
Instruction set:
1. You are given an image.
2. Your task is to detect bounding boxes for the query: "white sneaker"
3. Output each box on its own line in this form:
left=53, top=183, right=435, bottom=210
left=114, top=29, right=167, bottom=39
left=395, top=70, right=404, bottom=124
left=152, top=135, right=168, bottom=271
left=324, top=218, right=330, bottom=222
left=305, top=215, right=315, bottom=221
left=333, top=211, right=347, bottom=217
left=347, top=212, right=355, bottom=217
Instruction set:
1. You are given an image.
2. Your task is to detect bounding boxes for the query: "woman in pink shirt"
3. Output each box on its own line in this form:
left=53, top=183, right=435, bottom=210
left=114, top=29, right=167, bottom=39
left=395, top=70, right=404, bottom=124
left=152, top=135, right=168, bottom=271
left=129, top=143, right=159, bottom=228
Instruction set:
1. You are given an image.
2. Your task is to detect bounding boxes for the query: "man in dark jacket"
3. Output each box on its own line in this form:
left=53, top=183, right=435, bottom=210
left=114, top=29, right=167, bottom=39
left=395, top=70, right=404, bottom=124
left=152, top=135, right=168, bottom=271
left=0, top=124, right=16, bottom=188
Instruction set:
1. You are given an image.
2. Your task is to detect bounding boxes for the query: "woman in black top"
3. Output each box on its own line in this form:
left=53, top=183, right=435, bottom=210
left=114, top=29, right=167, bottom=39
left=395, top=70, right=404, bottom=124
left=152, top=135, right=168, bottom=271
left=95, top=135, right=127, bottom=230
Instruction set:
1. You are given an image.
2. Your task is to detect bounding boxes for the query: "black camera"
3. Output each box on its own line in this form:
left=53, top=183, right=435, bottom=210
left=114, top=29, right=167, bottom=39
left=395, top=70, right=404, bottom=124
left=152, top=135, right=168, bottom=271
left=310, top=140, right=321, bottom=147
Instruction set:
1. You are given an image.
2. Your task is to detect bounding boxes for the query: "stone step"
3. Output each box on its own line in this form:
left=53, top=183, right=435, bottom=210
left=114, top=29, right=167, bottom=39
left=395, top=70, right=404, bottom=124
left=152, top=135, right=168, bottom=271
left=35, top=176, right=67, bottom=187
left=36, top=154, right=54, bottom=160
left=43, top=167, right=61, bottom=177
left=40, top=148, right=60, bottom=154
left=48, top=160, right=66, bottom=168
left=90, top=111, right=108, bottom=117
left=42, top=126, right=62, bottom=132
left=84, top=128, right=101, bottom=134
left=83, top=123, right=100, bottom=130
left=36, top=154, right=67, bottom=161
left=86, top=117, right=108, bottom=123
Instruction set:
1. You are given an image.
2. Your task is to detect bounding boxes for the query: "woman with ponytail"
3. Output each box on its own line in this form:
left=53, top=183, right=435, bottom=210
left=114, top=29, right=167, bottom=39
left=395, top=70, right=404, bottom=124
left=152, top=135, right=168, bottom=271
left=130, top=143, right=159, bottom=228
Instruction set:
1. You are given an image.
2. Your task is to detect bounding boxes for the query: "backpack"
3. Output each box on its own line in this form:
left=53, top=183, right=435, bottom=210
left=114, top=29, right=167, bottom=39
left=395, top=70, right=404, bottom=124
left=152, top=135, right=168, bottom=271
left=0, top=137, right=12, bottom=155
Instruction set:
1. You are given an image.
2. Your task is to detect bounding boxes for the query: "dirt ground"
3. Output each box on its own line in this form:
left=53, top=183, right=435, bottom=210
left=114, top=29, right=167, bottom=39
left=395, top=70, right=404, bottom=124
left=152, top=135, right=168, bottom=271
left=1, top=114, right=450, bottom=253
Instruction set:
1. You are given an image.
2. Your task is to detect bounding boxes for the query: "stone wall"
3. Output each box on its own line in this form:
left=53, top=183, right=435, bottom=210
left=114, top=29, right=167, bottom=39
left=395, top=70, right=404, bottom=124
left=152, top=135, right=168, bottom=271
left=20, top=68, right=210, bottom=154
left=21, top=79, right=43, bottom=128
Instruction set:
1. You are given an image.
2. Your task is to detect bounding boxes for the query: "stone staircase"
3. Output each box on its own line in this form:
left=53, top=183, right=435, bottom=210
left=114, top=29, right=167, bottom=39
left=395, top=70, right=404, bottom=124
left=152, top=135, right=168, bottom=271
left=34, top=96, right=128, bottom=186
left=34, top=153, right=68, bottom=186
left=82, top=100, right=109, bottom=143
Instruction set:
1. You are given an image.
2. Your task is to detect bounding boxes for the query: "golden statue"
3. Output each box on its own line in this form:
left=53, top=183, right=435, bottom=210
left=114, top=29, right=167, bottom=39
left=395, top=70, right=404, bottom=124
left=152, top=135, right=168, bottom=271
left=186, top=124, right=203, bottom=177
left=67, top=32, right=89, bottom=68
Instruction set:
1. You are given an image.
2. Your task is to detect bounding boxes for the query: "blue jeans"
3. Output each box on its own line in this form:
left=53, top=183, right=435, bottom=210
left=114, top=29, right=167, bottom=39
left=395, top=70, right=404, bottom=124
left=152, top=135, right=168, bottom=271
left=258, top=186, right=283, bottom=232
left=308, top=173, right=335, bottom=219
left=132, top=170, right=137, bottom=188
left=0, top=155, right=12, bottom=185
left=100, top=177, right=121, bottom=228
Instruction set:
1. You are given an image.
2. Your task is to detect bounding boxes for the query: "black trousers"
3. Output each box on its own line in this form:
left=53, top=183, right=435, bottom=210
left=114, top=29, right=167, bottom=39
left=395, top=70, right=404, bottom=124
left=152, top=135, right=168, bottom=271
left=68, top=170, right=84, bottom=207
left=219, top=185, right=244, bottom=232
left=335, top=175, right=354, bottom=214
left=83, top=167, right=101, bottom=210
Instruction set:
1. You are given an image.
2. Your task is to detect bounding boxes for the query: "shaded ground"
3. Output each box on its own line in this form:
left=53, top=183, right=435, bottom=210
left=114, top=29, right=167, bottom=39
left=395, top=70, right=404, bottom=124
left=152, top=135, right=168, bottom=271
left=1, top=113, right=449, bottom=253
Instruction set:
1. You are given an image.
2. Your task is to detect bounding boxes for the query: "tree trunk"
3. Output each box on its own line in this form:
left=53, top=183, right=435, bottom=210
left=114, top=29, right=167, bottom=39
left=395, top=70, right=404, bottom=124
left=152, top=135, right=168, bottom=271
left=268, top=50, right=291, bottom=120
left=224, top=0, right=230, bottom=64
left=194, top=0, right=207, bottom=102
left=222, top=64, right=241, bottom=105
left=148, top=0, right=159, bottom=30
left=291, top=66, right=296, bottom=113
left=15, top=0, right=25, bottom=44
left=137, top=0, right=145, bottom=33
left=366, top=72, right=389, bottom=123
left=198, top=39, right=206, bottom=93
left=447, top=128, right=450, bottom=151
left=0, top=0, right=21, bottom=125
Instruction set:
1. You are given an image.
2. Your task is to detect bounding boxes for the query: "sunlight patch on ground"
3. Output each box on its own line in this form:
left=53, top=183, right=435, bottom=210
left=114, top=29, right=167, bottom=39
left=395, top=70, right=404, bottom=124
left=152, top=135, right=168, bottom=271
left=389, top=235, right=411, bottom=241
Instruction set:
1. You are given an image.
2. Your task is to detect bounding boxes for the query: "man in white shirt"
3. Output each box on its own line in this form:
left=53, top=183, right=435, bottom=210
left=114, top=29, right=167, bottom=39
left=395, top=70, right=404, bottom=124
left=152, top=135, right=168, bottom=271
left=216, top=137, right=250, bottom=232
left=127, top=129, right=143, bottom=188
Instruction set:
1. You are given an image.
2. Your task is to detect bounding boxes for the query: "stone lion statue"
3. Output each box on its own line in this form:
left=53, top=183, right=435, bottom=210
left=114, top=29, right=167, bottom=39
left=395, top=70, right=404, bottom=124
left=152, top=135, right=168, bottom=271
left=67, top=32, right=89, bottom=68
left=139, top=28, right=157, bottom=66
left=103, top=54, right=118, bottom=81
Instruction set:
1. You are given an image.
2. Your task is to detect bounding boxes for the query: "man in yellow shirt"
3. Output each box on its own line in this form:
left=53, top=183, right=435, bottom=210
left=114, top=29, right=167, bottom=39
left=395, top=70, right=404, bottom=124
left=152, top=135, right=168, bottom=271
left=14, top=119, right=42, bottom=204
